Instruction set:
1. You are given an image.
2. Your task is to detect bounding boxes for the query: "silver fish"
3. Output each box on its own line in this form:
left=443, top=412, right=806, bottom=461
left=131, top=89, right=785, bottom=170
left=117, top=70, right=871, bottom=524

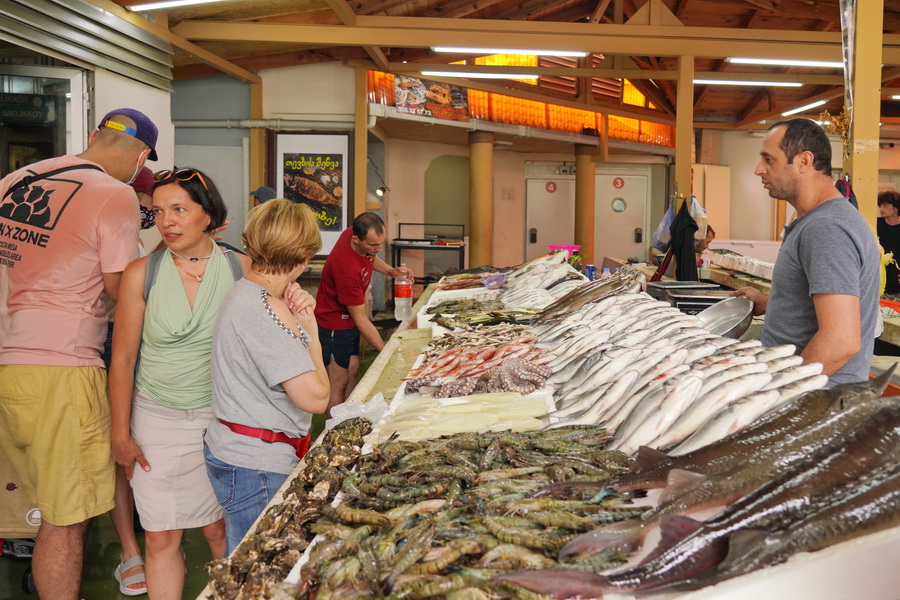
left=669, top=390, right=782, bottom=456
left=761, top=362, right=825, bottom=391
left=612, top=373, right=705, bottom=454
left=649, top=371, right=773, bottom=451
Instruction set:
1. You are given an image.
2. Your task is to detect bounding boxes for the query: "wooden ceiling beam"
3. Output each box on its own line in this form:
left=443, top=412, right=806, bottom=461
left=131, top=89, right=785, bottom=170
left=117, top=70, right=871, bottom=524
left=736, top=66, right=900, bottom=128
left=421, top=0, right=508, bottom=19
left=348, top=0, right=409, bottom=15
left=85, top=0, right=260, bottom=83
left=673, top=0, right=690, bottom=19
left=490, top=0, right=580, bottom=21
left=324, top=0, right=390, bottom=71
left=173, top=17, right=880, bottom=64
left=589, top=0, right=614, bottom=23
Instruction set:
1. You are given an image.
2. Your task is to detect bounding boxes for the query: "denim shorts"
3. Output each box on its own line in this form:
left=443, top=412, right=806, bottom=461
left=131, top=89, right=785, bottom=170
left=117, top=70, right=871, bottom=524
left=318, top=326, right=360, bottom=368
left=203, top=444, right=288, bottom=555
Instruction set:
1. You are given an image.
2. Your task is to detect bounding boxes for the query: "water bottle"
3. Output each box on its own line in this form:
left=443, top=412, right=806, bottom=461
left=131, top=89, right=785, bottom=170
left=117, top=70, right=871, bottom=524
left=393, top=265, right=413, bottom=322
left=600, top=267, right=611, bottom=280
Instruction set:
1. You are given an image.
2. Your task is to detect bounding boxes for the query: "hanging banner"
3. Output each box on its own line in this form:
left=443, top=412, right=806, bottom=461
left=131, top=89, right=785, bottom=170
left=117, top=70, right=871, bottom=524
left=393, top=75, right=469, bottom=122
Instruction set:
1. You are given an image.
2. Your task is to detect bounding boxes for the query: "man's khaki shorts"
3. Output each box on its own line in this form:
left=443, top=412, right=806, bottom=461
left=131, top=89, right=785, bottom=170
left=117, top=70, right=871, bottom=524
left=0, top=365, right=114, bottom=526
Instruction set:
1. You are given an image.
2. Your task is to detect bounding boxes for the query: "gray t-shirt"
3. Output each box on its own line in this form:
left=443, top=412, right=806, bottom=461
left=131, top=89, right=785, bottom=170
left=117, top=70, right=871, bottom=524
left=763, top=198, right=880, bottom=386
left=206, top=279, right=315, bottom=474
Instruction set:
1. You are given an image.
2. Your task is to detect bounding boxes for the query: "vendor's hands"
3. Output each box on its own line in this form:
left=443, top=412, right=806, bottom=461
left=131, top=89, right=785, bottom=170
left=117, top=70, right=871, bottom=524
left=112, top=434, right=150, bottom=480
left=731, top=286, right=768, bottom=316
left=392, top=265, right=414, bottom=279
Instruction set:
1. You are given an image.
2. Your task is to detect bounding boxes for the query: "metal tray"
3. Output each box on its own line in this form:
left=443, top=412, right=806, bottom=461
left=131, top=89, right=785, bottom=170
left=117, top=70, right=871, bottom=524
left=696, top=296, right=754, bottom=338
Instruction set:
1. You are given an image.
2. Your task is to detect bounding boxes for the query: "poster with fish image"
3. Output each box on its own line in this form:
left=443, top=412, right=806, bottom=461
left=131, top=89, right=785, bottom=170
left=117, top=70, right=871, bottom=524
left=394, top=75, right=469, bottom=122
left=272, top=132, right=352, bottom=255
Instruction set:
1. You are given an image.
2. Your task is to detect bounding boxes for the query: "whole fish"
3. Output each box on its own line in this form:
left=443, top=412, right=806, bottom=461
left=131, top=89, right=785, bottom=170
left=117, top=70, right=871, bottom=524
left=611, top=373, right=705, bottom=454
left=547, top=370, right=640, bottom=428
left=577, top=403, right=900, bottom=594
left=560, top=391, right=900, bottom=559
left=602, top=364, right=691, bottom=431
left=760, top=361, right=825, bottom=391
left=669, top=390, right=782, bottom=456
left=761, top=353, right=804, bottom=372
left=695, top=361, right=769, bottom=398
left=649, top=371, right=773, bottom=451
left=691, top=462, right=900, bottom=588
left=774, top=373, right=829, bottom=403
left=613, top=367, right=894, bottom=492
left=500, top=405, right=900, bottom=598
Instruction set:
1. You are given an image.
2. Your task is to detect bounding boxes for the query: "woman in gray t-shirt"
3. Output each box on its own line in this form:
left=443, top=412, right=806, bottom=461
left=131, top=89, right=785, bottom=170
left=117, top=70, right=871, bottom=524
left=204, top=199, right=329, bottom=554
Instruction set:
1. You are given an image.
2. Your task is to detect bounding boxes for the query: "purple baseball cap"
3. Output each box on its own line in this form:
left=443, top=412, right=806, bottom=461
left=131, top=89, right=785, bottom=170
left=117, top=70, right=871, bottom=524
left=99, top=108, right=159, bottom=161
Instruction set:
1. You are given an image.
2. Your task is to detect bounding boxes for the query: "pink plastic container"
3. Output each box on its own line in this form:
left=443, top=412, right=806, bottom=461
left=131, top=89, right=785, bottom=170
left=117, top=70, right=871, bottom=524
left=547, top=244, right=581, bottom=258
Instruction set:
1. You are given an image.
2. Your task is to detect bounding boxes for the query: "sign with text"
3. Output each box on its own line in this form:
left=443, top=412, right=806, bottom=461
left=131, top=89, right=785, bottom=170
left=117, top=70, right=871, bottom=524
left=394, top=75, right=469, bottom=122
left=273, top=131, right=352, bottom=256
left=0, top=94, right=57, bottom=124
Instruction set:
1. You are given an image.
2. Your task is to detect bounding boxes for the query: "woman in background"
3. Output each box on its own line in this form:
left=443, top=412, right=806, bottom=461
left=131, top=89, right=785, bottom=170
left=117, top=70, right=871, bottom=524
left=878, top=190, right=900, bottom=296
left=109, top=168, right=249, bottom=599
left=204, top=199, right=329, bottom=554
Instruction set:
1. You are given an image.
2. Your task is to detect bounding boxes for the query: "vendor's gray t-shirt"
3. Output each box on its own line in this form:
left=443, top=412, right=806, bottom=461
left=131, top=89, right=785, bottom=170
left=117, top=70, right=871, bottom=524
left=763, top=198, right=880, bottom=386
left=206, top=279, right=315, bottom=474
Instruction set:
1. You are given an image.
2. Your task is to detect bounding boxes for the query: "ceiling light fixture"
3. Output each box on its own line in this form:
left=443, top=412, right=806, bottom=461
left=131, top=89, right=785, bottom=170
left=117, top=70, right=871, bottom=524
left=892, top=95, right=900, bottom=100
left=694, top=79, right=803, bottom=87
left=432, top=47, right=588, bottom=57
left=375, top=186, right=388, bottom=197
left=129, top=0, right=229, bottom=11
left=421, top=71, right=539, bottom=79
left=725, top=57, right=843, bottom=69
left=781, top=100, right=827, bottom=116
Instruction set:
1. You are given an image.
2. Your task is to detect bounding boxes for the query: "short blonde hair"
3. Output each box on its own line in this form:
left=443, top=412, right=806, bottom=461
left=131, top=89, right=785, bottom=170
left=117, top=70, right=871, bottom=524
left=243, top=199, right=322, bottom=273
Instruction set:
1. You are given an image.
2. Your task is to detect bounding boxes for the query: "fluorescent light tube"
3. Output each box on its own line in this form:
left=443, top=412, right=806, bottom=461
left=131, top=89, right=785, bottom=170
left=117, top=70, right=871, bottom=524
left=432, top=47, right=588, bottom=57
left=694, top=79, right=803, bottom=87
left=781, top=100, right=827, bottom=116
left=726, top=57, right=843, bottom=69
left=129, top=0, right=227, bottom=11
left=420, top=71, right=539, bottom=79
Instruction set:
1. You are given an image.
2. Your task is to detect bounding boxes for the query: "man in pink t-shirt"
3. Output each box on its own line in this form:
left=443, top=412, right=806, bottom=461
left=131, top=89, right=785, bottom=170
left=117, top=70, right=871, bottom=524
left=314, top=212, right=412, bottom=411
left=0, top=108, right=157, bottom=600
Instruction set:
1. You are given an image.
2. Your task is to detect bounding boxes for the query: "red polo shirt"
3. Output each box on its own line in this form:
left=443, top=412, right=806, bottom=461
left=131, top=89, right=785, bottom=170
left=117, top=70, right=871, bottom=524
left=314, top=227, right=375, bottom=330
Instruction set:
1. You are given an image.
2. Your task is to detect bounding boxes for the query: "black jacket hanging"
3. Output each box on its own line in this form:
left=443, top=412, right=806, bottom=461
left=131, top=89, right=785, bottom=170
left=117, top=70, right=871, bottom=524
left=671, top=200, right=699, bottom=282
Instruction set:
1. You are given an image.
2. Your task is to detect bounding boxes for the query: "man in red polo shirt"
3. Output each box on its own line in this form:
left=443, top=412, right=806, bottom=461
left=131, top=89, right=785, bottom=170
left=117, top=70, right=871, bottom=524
left=315, top=212, right=412, bottom=410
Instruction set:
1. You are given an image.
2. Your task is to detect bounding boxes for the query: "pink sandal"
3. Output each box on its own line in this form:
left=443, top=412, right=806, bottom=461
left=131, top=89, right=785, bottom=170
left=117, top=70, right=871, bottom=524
left=114, top=555, right=147, bottom=596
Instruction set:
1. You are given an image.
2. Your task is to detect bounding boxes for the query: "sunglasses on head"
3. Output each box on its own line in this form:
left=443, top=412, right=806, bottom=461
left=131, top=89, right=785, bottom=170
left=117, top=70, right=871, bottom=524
left=153, top=168, right=208, bottom=190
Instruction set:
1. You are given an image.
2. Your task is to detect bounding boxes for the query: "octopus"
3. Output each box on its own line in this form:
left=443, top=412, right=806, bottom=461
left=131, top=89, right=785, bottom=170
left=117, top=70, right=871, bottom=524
left=406, top=359, right=552, bottom=398
left=434, top=377, right=477, bottom=398
left=475, top=358, right=552, bottom=395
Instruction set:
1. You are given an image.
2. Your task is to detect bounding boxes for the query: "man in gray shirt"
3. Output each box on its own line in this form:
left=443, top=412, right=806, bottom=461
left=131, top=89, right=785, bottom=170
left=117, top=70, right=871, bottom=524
left=735, top=118, right=880, bottom=386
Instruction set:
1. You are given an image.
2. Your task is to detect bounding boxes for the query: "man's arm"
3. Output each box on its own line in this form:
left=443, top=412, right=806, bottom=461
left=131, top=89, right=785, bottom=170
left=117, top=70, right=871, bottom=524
left=347, top=303, right=385, bottom=352
left=801, top=293, right=861, bottom=376
left=373, top=255, right=413, bottom=279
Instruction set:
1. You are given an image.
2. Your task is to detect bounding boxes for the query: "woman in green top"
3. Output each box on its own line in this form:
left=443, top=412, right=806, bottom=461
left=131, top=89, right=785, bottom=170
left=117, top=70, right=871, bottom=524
left=109, top=168, right=250, bottom=600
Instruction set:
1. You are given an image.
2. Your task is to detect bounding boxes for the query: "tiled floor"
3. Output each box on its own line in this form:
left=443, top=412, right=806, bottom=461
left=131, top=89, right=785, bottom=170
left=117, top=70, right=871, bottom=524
left=0, top=321, right=394, bottom=599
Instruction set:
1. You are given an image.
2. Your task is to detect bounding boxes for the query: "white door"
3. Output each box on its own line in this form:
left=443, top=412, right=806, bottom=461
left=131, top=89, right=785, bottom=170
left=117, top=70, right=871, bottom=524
left=594, top=174, right=648, bottom=266
left=525, top=178, right=575, bottom=260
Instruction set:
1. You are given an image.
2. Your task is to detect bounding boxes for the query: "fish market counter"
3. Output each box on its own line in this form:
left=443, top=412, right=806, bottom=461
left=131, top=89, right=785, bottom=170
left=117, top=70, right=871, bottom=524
left=197, top=270, right=900, bottom=600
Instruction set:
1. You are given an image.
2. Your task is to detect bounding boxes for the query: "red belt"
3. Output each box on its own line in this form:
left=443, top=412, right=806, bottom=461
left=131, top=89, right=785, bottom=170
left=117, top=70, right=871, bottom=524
left=217, top=419, right=311, bottom=459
